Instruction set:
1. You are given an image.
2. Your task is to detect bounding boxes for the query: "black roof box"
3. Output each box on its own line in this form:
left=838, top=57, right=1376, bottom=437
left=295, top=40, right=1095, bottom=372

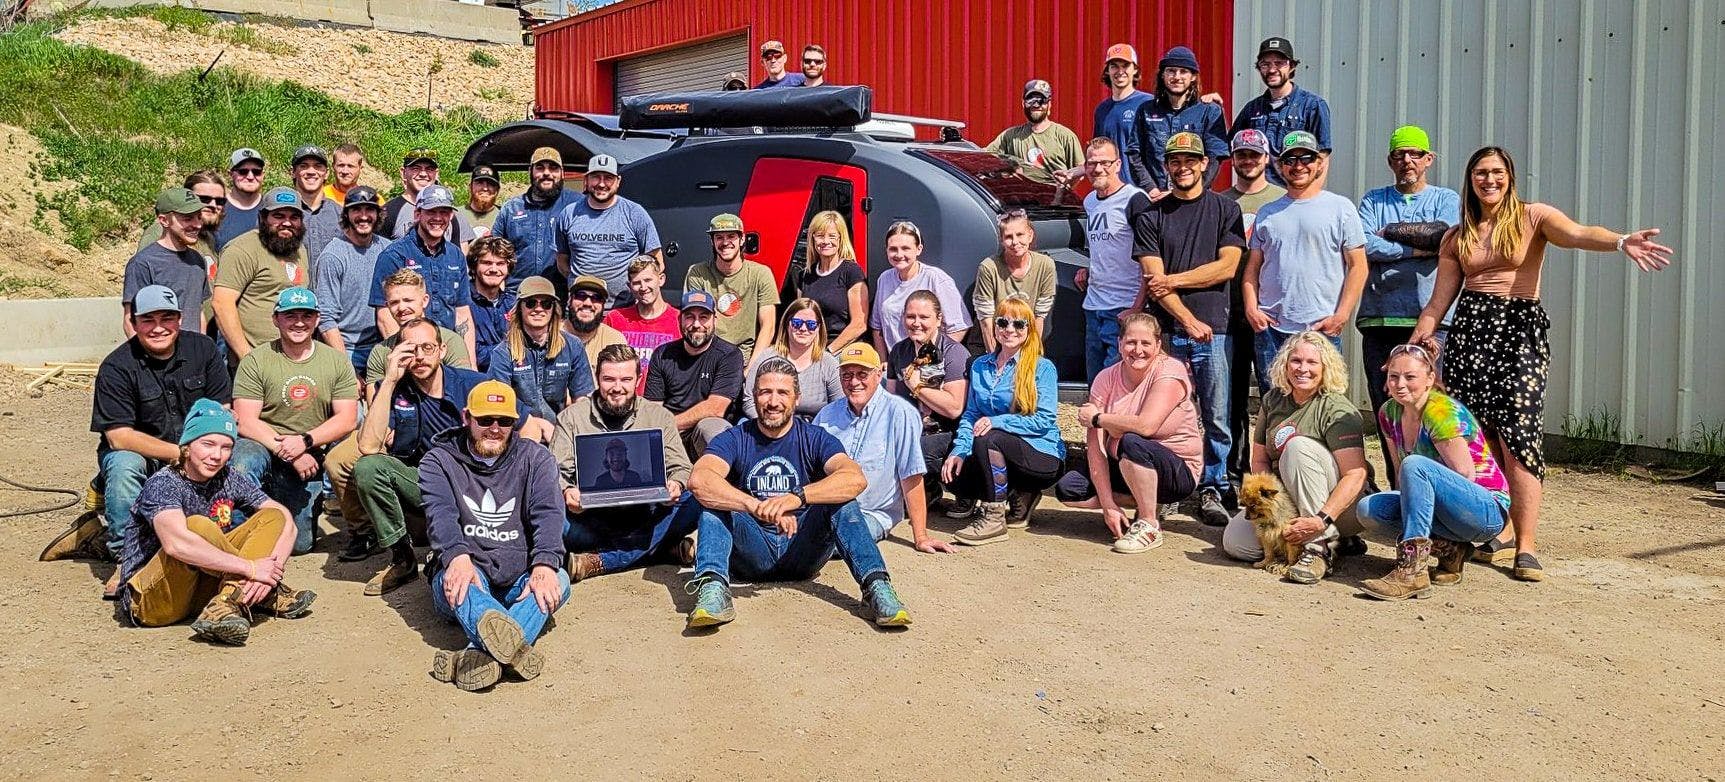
left=620, top=85, right=872, bottom=131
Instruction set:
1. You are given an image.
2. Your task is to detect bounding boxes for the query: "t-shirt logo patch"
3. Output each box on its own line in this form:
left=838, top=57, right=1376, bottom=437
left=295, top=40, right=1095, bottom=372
left=209, top=497, right=234, bottom=530
left=279, top=374, right=318, bottom=408
left=745, top=455, right=799, bottom=498
left=1024, top=146, right=1046, bottom=167
left=714, top=287, right=744, bottom=318
left=394, top=397, right=415, bottom=410
left=1273, top=423, right=1298, bottom=452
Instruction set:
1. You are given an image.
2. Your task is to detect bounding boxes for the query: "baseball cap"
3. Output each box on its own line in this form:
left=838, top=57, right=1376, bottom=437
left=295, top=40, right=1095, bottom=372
left=1159, top=45, right=1200, bottom=73
left=1230, top=128, right=1271, bottom=155
left=570, top=275, right=608, bottom=297
left=707, top=212, right=744, bottom=234
left=229, top=148, right=265, bottom=169
left=530, top=146, right=563, bottom=167
left=275, top=286, right=318, bottom=313
left=291, top=145, right=328, bottom=166
left=1280, top=131, right=1321, bottom=156
left=342, top=185, right=381, bottom=210
left=154, top=187, right=204, bottom=215
left=835, top=342, right=881, bottom=369
left=466, top=380, right=518, bottom=419
left=402, top=147, right=439, bottom=167
left=723, top=72, right=748, bottom=89
left=1104, top=43, right=1138, bottom=65
left=1258, top=37, right=1297, bottom=62
left=760, top=39, right=785, bottom=55
left=1022, top=79, right=1052, bottom=100
left=681, top=290, right=716, bottom=312
left=518, top=275, right=556, bottom=301
left=470, top=164, right=500, bottom=185
left=261, top=186, right=304, bottom=213
left=1165, top=132, right=1206, bottom=158
left=416, top=184, right=457, bottom=211
left=587, top=154, right=619, bottom=176
left=1388, top=125, right=1433, bottom=154
left=179, top=398, right=238, bottom=446
left=133, top=285, right=180, bottom=316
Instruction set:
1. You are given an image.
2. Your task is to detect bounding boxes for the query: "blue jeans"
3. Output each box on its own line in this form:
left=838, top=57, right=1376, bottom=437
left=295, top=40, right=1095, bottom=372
left=1252, top=328, right=1342, bottom=394
left=430, top=567, right=571, bottom=651
left=97, top=450, right=164, bottom=558
left=1355, top=455, right=1507, bottom=543
left=1164, top=331, right=1232, bottom=492
left=563, top=492, right=702, bottom=573
left=231, top=439, right=323, bottom=554
left=1085, top=308, right=1125, bottom=382
left=693, top=501, right=887, bottom=588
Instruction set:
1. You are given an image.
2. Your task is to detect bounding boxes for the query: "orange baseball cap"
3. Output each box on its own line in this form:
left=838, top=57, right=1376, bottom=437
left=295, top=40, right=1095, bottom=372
left=1105, top=43, right=1138, bottom=65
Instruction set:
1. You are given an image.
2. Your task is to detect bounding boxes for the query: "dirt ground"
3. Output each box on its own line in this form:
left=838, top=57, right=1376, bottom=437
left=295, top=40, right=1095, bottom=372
left=0, top=375, right=1721, bottom=781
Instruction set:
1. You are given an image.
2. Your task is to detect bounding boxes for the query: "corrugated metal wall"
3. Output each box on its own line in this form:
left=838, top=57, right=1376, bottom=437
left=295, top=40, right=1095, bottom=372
left=1235, top=0, right=1725, bottom=452
left=613, top=33, right=750, bottom=109
left=532, top=0, right=1235, bottom=143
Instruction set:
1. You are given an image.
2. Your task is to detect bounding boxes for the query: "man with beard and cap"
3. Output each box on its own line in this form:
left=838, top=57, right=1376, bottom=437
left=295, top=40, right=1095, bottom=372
left=644, top=291, right=746, bottom=458
left=1222, top=128, right=1287, bottom=481
left=381, top=147, right=475, bottom=244
left=798, top=44, right=829, bottom=87
left=551, top=343, right=700, bottom=582
left=683, top=212, right=775, bottom=361
left=492, top=146, right=581, bottom=291
left=136, top=169, right=226, bottom=258
left=369, top=183, right=477, bottom=361
left=565, top=274, right=626, bottom=373
left=465, top=235, right=517, bottom=372
left=552, top=153, right=661, bottom=303
left=985, top=79, right=1083, bottom=185
left=753, top=39, right=804, bottom=89
left=230, top=288, right=360, bottom=554
left=419, top=380, right=570, bottom=691
left=213, top=186, right=312, bottom=361
left=683, top=357, right=912, bottom=629
left=351, top=317, right=527, bottom=596
left=313, top=185, right=389, bottom=380
left=124, top=188, right=215, bottom=336
left=1231, top=36, right=1333, bottom=187
left=215, top=148, right=266, bottom=250
left=324, top=143, right=364, bottom=206
left=291, top=145, right=342, bottom=261
left=462, top=164, right=502, bottom=238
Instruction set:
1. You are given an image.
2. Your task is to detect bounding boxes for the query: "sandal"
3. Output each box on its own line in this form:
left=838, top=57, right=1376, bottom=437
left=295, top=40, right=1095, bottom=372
left=1512, top=552, right=1545, bottom=582
left=1474, top=536, right=1517, bottom=566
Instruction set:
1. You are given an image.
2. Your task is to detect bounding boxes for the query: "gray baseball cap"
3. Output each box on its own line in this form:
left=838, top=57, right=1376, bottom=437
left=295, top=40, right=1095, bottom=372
left=229, top=147, right=265, bottom=169
left=133, top=285, right=180, bottom=317
left=587, top=154, right=619, bottom=176
left=416, top=184, right=457, bottom=211
left=261, top=186, right=304, bottom=213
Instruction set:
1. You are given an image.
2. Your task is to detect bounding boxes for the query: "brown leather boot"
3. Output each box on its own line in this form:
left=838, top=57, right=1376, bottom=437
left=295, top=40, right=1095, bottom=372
left=1361, top=538, right=1433, bottom=601
left=189, top=584, right=253, bottom=645
left=1429, top=538, right=1473, bottom=586
left=257, top=582, right=317, bottom=618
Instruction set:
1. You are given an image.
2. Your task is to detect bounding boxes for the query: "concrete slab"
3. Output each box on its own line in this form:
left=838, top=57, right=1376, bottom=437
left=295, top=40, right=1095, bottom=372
left=0, top=297, right=123, bottom=366
left=368, top=0, right=523, bottom=45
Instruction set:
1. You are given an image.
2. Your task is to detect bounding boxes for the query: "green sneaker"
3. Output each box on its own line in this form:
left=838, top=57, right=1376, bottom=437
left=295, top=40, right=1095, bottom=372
left=864, top=579, right=911, bottom=627
left=685, top=576, right=735, bottom=628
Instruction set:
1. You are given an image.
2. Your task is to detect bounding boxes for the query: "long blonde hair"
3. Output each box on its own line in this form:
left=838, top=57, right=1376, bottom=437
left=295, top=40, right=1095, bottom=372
left=1268, top=331, right=1349, bottom=397
left=772, top=297, right=828, bottom=356
left=506, top=295, right=568, bottom=365
left=995, top=296, right=1043, bottom=414
left=803, top=210, right=856, bottom=271
left=1455, top=146, right=1528, bottom=262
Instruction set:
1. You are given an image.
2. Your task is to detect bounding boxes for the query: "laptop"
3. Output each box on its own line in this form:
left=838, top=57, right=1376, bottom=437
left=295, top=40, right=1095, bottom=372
left=574, top=429, right=671, bottom=508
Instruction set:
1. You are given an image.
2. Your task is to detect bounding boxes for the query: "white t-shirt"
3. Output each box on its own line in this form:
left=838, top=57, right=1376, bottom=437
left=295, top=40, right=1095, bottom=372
left=1082, top=184, right=1151, bottom=311
left=870, top=264, right=972, bottom=348
left=1247, top=190, right=1366, bottom=331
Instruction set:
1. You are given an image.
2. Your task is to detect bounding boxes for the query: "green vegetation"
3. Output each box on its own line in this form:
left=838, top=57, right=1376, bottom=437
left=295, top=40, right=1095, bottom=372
left=352, top=42, right=373, bottom=54
left=0, top=16, right=496, bottom=250
left=109, top=5, right=298, bottom=54
left=468, top=48, right=500, bottom=68
left=1558, top=406, right=1627, bottom=468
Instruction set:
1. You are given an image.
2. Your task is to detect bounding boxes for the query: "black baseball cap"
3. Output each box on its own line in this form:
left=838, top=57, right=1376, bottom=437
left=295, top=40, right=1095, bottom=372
left=1258, top=37, right=1297, bottom=62
left=470, top=165, right=500, bottom=185
left=342, top=185, right=381, bottom=210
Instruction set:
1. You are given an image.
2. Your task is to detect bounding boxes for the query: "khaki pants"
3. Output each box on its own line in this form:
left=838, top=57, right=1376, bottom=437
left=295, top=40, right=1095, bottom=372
left=1222, top=436, right=1363, bottom=562
left=324, top=435, right=369, bottom=534
left=127, top=508, right=288, bottom=627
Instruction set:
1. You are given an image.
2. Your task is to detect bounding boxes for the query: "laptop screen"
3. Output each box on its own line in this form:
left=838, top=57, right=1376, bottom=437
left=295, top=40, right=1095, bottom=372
left=574, top=430, right=666, bottom=493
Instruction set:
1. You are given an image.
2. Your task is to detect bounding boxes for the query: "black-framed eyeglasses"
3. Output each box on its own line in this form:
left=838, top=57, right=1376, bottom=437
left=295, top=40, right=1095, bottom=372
left=197, top=195, right=228, bottom=206
left=1083, top=159, right=1118, bottom=169
left=994, top=317, right=1029, bottom=331
left=405, top=342, right=441, bottom=356
left=474, top=415, right=516, bottom=428
left=1279, top=152, right=1320, bottom=167
left=522, top=297, right=559, bottom=311
left=1391, top=150, right=1430, bottom=161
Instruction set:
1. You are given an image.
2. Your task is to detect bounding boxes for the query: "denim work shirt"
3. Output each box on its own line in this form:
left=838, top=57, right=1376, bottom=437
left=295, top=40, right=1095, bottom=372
left=1231, top=85, right=1333, bottom=186
left=952, top=352, right=1065, bottom=461
left=1131, top=97, right=1230, bottom=192
left=491, top=189, right=581, bottom=290
left=486, top=332, right=595, bottom=422
left=470, top=288, right=518, bottom=373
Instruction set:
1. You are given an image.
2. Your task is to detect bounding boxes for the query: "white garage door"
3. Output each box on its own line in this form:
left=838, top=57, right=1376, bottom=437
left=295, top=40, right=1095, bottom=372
left=614, top=34, right=750, bottom=109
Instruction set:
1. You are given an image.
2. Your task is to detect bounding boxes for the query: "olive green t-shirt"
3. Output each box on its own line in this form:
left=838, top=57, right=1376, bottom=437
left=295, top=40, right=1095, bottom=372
left=984, top=122, right=1084, bottom=183
left=972, top=251, right=1057, bottom=323
left=233, top=340, right=359, bottom=436
left=684, top=259, right=778, bottom=360
left=1253, top=388, right=1365, bottom=472
left=214, top=230, right=311, bottom=349
left=365, top=326, right=473, bottom=384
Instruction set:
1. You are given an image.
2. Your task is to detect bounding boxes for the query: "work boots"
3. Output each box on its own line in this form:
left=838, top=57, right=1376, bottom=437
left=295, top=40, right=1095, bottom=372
left=1429, top=538, right=1473, bottom=586
left=257, top=582, right=318, bottom=619
left=189, top=584, right=253, bottom=645
left=1361, top=537, right=1434, bottom=601
left=954, top=501, right=1009, bottom=545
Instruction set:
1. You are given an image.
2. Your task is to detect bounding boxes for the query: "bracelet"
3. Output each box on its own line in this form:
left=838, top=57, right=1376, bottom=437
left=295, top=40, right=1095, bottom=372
left=1091, top=413, right=1102, bottom=428
left=246, top=560, right=255, bottom=582
left=1616, top=233, right=1630, bottom=253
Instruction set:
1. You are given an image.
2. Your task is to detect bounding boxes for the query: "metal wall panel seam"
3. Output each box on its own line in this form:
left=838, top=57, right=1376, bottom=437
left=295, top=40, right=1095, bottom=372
left=1351, top=0, right=1370, bottom=205
left=1618, top=0, right=1648, bottom=442
left=1566, top=2, right=1594, bottom=420
left=1393, top=0, right=1409, bottom=123
left=1674, top=0, right=1704, bottom=444
left=1482, top=0, right=1497, bottom=143
left=1438, top=0, right=1452, bottom=200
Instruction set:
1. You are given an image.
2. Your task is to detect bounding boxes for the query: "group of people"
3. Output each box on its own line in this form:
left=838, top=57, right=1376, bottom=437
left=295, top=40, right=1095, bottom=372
left=86, top=30, right=1675, bottom=687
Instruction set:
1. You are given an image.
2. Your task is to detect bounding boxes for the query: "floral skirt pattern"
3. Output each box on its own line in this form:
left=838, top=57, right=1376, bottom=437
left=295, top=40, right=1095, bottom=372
left=1443, top=290, right=1551, bottom=481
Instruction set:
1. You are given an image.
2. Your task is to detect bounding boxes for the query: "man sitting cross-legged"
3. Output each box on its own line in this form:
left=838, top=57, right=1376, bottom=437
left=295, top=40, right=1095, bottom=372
left=684, top=357, right=912, bottom=629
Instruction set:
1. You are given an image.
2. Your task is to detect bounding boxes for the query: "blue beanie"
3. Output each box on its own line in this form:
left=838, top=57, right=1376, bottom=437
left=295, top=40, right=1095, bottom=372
left=179, top=398, right=238, bottom=446
left=1160, top=46, right=1200, bottom=73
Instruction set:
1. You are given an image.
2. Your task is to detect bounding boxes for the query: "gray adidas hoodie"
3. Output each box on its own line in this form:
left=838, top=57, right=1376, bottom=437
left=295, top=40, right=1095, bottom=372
left=419, top=428, right=566, bottom=586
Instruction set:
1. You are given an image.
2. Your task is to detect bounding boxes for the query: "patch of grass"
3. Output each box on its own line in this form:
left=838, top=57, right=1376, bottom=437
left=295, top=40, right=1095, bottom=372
left=475, top=86, right=512, bottom=102
left=214, top=23, right=298, bottom=56
left=352, top=42, right=372, bottom=54
left=0, top=19, right=496, bottom=249
left=0, top=271, right=68, bottom=297
left=1672, top=421, right=1725, bottom=474
left=1558, top=406, right=1628, bottom=467
left=141, top=5, right=215, bottom=33
left=468, top=48, right=500, bottom=68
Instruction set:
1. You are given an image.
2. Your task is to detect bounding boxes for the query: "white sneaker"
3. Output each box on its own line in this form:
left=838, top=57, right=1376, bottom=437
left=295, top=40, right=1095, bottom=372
left=1112, top=518, right=1163, bottom=554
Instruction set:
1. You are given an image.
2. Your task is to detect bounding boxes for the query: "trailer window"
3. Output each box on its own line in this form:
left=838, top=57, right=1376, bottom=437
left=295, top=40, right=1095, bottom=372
left=910, top=149, right=1085, bottom=216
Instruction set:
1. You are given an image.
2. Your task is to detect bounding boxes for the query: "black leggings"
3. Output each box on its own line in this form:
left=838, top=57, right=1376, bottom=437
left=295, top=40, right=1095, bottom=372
left=952, top=429, right=1063, bottom=502
left=1054, top=433, right=1196, bottom=505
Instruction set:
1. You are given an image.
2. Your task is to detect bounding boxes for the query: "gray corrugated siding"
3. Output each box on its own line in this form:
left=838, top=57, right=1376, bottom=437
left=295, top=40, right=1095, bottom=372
left=613, top=34, right=750, bottom=109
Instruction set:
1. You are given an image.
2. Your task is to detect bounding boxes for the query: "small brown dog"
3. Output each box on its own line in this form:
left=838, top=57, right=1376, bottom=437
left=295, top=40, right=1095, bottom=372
left=1238, top=473, right=1301, bottom=573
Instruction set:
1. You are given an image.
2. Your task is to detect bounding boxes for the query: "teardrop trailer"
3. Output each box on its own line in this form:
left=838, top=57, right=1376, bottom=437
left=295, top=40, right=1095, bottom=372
left=461, top=86, right=1094, bottom=392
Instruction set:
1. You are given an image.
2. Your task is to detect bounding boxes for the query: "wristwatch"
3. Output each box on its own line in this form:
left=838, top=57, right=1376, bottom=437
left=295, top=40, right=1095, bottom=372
left=1091, top=413, right=1102, bottom=428
left=301, top=433, right=315, bottom=449
left=1317, top=511, right=1335, bottom=528
left=790, top=485, right=807, bottom=506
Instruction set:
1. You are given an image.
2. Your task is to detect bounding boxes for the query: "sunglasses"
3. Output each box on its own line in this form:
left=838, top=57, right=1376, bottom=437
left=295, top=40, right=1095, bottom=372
left=569, top=289, right=605, bottom=303
left=474, top=416, right=516, bottom=428
left=232, top=167, right=263, bottom=178
left=1389, top=343, right=1434, bottom=361
left=803, top=58, right=825, bottom=65
left=994, top=317, right=1029, bottom=331
left=197, top=195, right=228, bottom=206
left=788, top=317, right=820, bottom=331
left=1279, top=152, right=1320, bottom=166
left=762, top=51, right=784, bottom=59
left=522, top=297, right=559, bottom=311
left=1023, top=97, right=1049, bottom=107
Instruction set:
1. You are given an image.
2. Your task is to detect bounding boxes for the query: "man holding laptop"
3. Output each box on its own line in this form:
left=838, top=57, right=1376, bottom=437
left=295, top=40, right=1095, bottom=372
left=551, top=343, right=701, bottom=581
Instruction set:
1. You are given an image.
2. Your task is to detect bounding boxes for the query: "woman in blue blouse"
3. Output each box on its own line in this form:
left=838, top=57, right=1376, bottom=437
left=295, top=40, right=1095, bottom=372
left=940, top=296, right=1064, bottom=545
left=486, top=275, right=593, bottom=443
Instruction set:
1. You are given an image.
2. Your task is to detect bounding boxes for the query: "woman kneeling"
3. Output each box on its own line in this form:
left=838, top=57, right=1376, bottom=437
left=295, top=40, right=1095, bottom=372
left=1357, top=345, right=1510, bottom=600
left=1056, top=313, right=1201, bottom=552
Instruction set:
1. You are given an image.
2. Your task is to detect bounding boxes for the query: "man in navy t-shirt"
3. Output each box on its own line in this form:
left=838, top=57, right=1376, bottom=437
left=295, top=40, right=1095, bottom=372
left=684, top=357, right=912, bottom=629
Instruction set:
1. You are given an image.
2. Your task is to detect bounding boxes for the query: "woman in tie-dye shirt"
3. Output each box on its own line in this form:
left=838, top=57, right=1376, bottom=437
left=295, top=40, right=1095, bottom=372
left=1357, top=344, right=1509, bottom=600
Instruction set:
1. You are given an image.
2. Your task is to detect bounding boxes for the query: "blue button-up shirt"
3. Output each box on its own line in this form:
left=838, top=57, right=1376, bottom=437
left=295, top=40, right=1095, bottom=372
left=1131, top=97, right=1230, bottom=192
left=469, top=288, right=517, bottom=373
left=952, top=352, right=1065, bottom=461
left=486, top=332, right=595, bottom=422
left=369, top=232, right=472, bottom=331
left=1231, top=85, right=1333, bottom=186
left=1356, top=184, right=1462, bottom=325
left=813, top=389, right=925, bottom=541
left=491, top=189, right=581, bottom=291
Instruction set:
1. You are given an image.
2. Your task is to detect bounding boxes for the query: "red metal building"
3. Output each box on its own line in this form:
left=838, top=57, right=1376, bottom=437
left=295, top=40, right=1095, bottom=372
left=531, top=0, right=1234, bottom=142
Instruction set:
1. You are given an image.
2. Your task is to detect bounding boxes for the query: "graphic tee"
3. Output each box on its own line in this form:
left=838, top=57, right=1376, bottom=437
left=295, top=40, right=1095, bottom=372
left=1253, top=388, right=1365, bottom=473
left=1377, top=389, right=1510, bottom=510
left=684, top=260, right=778, bottom=359
left=703, top=418, right=844, bottom=502
left=232, top=341, right=359, bottom=435
left=604, top=305, right=683, bottom=391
